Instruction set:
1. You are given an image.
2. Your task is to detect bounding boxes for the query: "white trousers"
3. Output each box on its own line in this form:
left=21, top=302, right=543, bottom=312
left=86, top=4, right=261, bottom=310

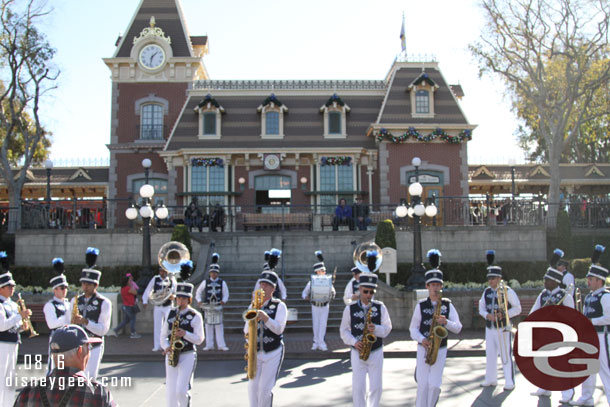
left=415, top=345, right=447, bottom=407
left=154, top=305, right=171, bottom=350
left=85, top=341, right=104, bottom=380
left=577, top=332, right=610, bottom=404
left=165, top=351, right=197, bottom=407
left=311, top=304, right=329, bottom=347
left=351, top=347, right=384, bottom=407
left=248, top=345, right=284, bottom=407
left=0, top=342, right=18, bottom=407
left=204, top=323, right=226, bottom=348
left=484, top=327, right=514, bottom=387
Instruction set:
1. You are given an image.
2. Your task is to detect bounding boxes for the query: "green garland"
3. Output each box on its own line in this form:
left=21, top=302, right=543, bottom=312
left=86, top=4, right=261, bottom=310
left=374, top=127, right=472, bottom=144
left=321, top=156, right=352, bottom=166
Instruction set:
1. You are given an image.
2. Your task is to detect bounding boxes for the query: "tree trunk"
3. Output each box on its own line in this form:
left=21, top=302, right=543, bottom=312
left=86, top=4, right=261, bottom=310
left=546, top=149, right=562, bottom=230
left=7, top=188, right=21, bottom=233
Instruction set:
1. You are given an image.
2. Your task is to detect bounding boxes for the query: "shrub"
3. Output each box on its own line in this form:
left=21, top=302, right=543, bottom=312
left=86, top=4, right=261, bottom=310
left=10, top=265, right=142, bottom=289
left=375, top=219, right=396, bottom=249
left=171, top=224, right=192, bottom=255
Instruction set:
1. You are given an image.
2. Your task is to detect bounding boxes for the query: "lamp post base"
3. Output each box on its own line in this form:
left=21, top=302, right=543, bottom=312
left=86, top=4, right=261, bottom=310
left=406, top=263, right=427, bottom=291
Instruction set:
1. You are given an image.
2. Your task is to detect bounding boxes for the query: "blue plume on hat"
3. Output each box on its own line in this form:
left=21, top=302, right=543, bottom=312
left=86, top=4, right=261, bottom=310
left=315, top=250, right=324, bottom=262
left=85, top=247, right=99, bottom=268
left=427, top=249, right=441, bottom=269
left=0, top=251, right=9, bottom=272
left=269, top=248, right=281, bottom=269
left=592, top=244, right=606, bottom=265
left=211, top=253, right=219, bottom=264
left=486, top=250, right=495, bottom=266
left=550, top=248, right=564, bottom=268
left=179, top=260, right=194, bottom=281
left=52, top=258, right=65, bottom=275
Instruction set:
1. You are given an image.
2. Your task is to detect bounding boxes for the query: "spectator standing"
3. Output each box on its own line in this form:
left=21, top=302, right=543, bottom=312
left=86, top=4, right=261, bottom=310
left=210, top=203, right=225, bottom=232
left=333, top=198, right=354, bottom=231
left=352, top=197, right=371, bottom=231
left=184, top=202, right=203, bottom=232
left=110, top=274, right=141, bottom=338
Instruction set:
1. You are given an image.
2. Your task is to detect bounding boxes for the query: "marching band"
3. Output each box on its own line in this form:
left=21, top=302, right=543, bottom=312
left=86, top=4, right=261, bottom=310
left=6, top=239, right=610, bottom=406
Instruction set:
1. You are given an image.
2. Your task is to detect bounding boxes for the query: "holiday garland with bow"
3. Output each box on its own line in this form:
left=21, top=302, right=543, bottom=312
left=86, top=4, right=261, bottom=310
left=374, top=127, right=472, bottom=144
left=191, top=158, right=224, bottom=167
left=321, top=156, right=352, bottom=166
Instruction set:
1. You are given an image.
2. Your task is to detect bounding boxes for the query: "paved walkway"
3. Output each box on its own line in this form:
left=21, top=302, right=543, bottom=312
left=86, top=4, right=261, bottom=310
left=20, top=329, right=486, bottom=361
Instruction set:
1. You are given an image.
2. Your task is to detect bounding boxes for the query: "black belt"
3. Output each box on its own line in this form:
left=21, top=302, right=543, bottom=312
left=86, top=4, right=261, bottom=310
left=312, top=302, right=329, bottom=307
left=595, top=326, right=610, bottom=333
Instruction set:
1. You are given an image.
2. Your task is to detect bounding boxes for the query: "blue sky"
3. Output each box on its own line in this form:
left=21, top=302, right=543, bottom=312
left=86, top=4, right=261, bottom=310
left=37, top=0, right=524, bottom=166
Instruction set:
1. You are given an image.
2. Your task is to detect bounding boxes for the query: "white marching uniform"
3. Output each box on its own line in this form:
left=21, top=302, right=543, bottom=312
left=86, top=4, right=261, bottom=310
left=340, top=300, right=392, bottom=407
left=254, top=278, right=287, bottom=301
left=302, top=280, right=335, bottom=350
left=0, top=294, right=21, bottom=407
left=562, top=271, right=576, bottom=298
left=143, top=274, right=177, bottom=351
left=43, top=296, right=71, bottom=373
left=195, top=277, right=229, bottom=350
left=574, top=287, right=610, bottom=406
left=410, top=297, right=462, bottom=407
left=343, top=277, right=360, bottom=305
left=161, top=306, right=204, bottom=407
left=76, top=292, right=111, bottom=379
left=529, top=286, right=574, bottom=401
left=478, top=285, right=521, bottom=389
left=244, top=298, right=287, bottom=407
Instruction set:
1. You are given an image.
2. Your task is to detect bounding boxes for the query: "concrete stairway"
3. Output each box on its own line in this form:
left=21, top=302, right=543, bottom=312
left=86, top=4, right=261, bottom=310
left=213, top=270, right=352, bottom=333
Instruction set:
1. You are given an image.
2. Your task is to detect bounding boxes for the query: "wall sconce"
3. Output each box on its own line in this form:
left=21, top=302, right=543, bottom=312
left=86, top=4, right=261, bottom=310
left=238, top=177, right=246, bottom=192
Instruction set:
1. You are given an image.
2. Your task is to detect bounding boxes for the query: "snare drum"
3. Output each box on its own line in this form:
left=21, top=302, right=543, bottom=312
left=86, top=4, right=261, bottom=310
left=310, top=274, right=333, bottom=304
left=202, top=304, right=223, bottom=325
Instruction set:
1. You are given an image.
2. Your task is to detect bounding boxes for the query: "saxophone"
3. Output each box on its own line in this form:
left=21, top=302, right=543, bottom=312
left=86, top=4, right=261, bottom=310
left=71, top=295, right=81, bottom=324
left=168, top=311, right=185, bottom=367
left=425, top=291, right=448, bottom=365
left=243, top=289, right=264, bottom=379
left=17, top=293, right=39, bottom=338
left=359, top=305, right=377, bottom=361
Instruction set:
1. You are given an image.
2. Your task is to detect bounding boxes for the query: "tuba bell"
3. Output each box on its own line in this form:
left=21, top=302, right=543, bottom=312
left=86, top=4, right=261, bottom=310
left=148, top=241, right=190, bottom=306
left=353, top=241, right=383, bottom=273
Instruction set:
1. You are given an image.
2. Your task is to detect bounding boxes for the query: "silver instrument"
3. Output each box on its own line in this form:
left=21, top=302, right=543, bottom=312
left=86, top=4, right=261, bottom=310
left=202, top=288, right=223, bottom=325
left=353, top=241, right=383, bottom=273
left=310, top=274, right=333, bottom=304
left=149, top=241, right=190, bottom=306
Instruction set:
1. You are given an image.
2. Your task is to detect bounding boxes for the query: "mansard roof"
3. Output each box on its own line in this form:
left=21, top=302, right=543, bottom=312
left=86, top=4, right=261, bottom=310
left=114, top=0, right=195, bottom=58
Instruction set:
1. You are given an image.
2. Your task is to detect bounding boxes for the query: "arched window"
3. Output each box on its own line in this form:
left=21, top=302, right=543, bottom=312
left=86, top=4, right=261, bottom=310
left=320, top=94, right=350, bottom=138
left=195, top=95, right=224, bottom=139
left=415, top=90, right=430, bottom=114
left=258, top=94, right=288, bottom=139
left=140, top=103, right=164, bottom=140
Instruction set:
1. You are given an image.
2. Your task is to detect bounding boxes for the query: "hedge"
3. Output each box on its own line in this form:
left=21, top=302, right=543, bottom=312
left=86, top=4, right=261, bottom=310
left=10, top=265, right=143, bottom=289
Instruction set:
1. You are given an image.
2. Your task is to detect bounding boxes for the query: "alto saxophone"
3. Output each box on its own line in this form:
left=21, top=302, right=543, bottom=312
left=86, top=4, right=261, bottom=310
left=17, top=293, right=39, bottom=338
left=168, top=312, right=185, bottom=367
left=359, top=305, right=376, bottom=361
left=71, top=295, right=81, bottom=324
left=425, top=291, right=448, bottom=365
left=243, top=289, right=264, bottom=379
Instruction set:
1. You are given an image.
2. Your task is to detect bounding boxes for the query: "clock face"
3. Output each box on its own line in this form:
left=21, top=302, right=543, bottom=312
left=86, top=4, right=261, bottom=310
left=264, top=154, right=280, bottom=170
left=139, top=44, right=165, bottom=70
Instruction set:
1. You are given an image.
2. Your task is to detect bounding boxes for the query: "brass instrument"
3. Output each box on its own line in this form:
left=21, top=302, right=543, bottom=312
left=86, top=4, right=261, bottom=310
left=353, top=241, right=383, bottom=273
left=543, top=283, right=574, bottom=307
left=17, top=293, right=39, bottom=338
left=149, top=241, right=190, bottom=306
left=495, top=280, right=510, bottom=364
left=425, top=290, right=448, bottom=365
left=243, top=289, right=264, bottom=379
left=360, top=305, right=376, bottom=361
left=71, top=295, right=81, bottom=324
left=575, top=287, right=583, bottom=313
left=168, top=311, right=185, bottom=367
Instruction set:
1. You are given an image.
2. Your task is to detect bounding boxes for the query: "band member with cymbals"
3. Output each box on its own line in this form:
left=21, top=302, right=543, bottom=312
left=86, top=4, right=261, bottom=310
left=571, top=245, right=610, bottom=407
left=0, top=251, right=32, bottom=406
left=72, top=247, right=111, bottom=380
left=302, top=250, right=335, bottom=351
left=340, top=250, right=392, bottom=407
left=43, top=257, right=72, bottom=374
left=196, top=253, right=229, bottom=351
left=343, top=266, right=362, bottom=305
left=143, top=263, right=177, bottom=352
left=478, top=250, right=521, bottom=391
left=253, top=249, right=287, bottom=301
left=161, top=260, right=204, bottom=407
left=409, top=249, right=462, bottom=407
left=245, top=268, right=287, bottom=407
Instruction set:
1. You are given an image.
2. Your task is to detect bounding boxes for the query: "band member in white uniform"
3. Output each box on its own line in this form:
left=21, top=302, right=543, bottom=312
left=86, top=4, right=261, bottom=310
left=571, top=244, right=610, bottom=407
left=245, top=269, right=287, bottom=407
left=0, top=251, right=31, bottom=406
left=340, top=251, right=392, bottom=407
left=343, top=266, right=361, bottom=305
left=302, top=251, right=335, bottom=351
left=478, top=250, right=521, bottom=391
left=143, top=265, right=177, bottom=352
left=196, top=253, right=229, bottom=351
left=557, top=251, right=576, bottom=299
left=71, top=247, right=111, bottom=380
left=529, top=248, right=574, bottom=401
left=43, top=257, right=72, bottom=374
left=161, top=260, right=204, bottom=407
left=254, top=249, right=287, bottom=301
left=409, top=249, right=462, bottom=407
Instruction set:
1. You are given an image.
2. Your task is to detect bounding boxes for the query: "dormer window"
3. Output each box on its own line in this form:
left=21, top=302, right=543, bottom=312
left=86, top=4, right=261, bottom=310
left=194, top=94, right=224, bottom=139
left=257, top=94, right=288, bottom=139
left=320, top=94, right=350, bottom=138
left=408, top=72, right=438, bottom=118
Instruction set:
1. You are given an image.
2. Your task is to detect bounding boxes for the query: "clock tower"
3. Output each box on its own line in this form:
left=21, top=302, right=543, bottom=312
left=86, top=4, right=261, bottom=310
left=103, top=0, right=208, bottom=227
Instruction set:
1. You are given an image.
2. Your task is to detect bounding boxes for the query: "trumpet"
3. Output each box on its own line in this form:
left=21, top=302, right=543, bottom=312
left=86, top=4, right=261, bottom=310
left=495, top=280, right=510, bottom=365
left=575, top=287, right=583, bottom=313
left=17, top=293, right=39, bottom=338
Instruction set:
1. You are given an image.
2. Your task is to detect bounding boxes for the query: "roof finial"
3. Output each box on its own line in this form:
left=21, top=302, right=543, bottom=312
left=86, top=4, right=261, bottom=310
left=150, top=16, right=156, bottom=28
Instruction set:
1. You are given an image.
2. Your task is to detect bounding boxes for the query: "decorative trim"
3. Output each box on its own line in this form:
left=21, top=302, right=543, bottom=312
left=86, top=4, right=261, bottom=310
left=135, top=95, right=169, bottom=115
left=585, top=165, right=605, bottom=178
left=133, top=16, right=171, bottom=45
left=529, top=165, right=551, bottom=178
left=68, top=168, right=92, bottom=181
left=194, top=94, right=224, bottom=139
left=194, top=79, right=386, bottom=91
left=471, top=166, right=496, bottom=179
left=399, top=162, right=450, bottom=186
left=191, top=157, right=224, bottom=167
left=320, top=94, right=350, bottom=138
left=257, top=94, right=288, bottom=139
left=374, top=127, right=472, bottom=143
left=321, top=156, right=352, bottom=166
left=248, top=169, right=297, bottom=189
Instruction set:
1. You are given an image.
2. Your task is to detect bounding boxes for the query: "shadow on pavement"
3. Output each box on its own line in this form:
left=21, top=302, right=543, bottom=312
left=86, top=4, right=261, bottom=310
left=471, top=387, right=512, bottom=407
